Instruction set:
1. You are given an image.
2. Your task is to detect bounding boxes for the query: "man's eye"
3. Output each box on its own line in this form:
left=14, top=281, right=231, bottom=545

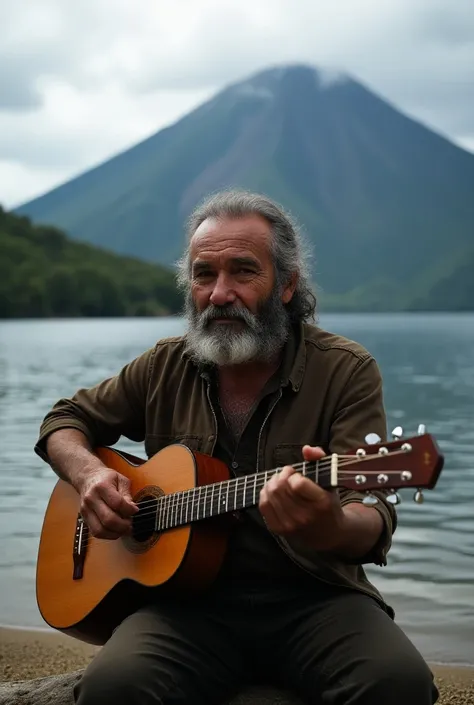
left=195, top=271, right=213, bottom=279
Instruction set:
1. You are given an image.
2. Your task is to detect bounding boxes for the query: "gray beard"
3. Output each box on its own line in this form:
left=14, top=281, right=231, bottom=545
left=184, top=290, right=290, bottom=367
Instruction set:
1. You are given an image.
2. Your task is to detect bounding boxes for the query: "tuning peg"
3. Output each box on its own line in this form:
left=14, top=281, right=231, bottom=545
left=417, top=424, right=426, bottom=436
left=362, top=493, right=379, bottom=506
left=365, top=433, right=381, bottom=445
left=413, top=490, right=424, bottom=504
left=386, top=492, right=401, bottom=505
left=391, top=426, right=403, bottom=439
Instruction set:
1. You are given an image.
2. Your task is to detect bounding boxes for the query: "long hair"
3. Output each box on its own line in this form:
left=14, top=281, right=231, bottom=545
left=176, top=189, right=317, bottom=323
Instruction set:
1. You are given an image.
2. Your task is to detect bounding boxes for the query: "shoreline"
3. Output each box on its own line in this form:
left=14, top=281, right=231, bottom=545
left=2, top=622, right=473, bottom=670
left=1, top=625, right=474, bottom=705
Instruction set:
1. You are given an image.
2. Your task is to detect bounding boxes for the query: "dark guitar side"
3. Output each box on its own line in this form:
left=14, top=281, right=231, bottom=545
left=36, top=445, right=232, bottom=645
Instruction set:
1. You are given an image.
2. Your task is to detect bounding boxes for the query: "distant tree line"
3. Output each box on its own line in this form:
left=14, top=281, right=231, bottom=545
left=0, top=206, right=183, bottom=318
left=2, top=204, right=472, bottom=318
left=405, top=253, right=474, bottom=312
left=320, top=247, right=474, bottom=313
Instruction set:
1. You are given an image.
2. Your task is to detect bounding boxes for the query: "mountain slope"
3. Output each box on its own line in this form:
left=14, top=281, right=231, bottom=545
left=15, top=64, right=474, bottom=307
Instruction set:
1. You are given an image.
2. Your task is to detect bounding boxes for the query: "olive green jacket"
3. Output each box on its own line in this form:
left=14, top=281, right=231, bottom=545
left=35, top=322, right=397, bottom=616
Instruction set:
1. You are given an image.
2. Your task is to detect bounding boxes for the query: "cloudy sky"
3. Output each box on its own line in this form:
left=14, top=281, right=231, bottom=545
left=2, top=0, right=473, bottom=208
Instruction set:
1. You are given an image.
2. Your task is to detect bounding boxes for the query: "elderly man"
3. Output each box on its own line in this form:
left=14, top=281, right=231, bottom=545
left=35, top=190, right=438, bottom=704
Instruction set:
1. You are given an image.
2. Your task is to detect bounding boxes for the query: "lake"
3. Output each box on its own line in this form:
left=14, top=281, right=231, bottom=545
left=0, top=314, right=473, bottom=665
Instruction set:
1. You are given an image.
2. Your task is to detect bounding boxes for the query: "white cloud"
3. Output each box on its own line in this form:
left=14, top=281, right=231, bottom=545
left=0, top=161, right=69, bottom=208
left=1, top=0, right=473, bottom=208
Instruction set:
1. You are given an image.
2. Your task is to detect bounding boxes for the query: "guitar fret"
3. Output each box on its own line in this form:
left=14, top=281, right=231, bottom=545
left=189, top=488, right=195, bottom=523
left=173, top=492, right=181, bottom=526
left=195, top=487, right=201, bottom=521
left=160, top=460, right=333, bottom=530
left=211, top=484, right=216, bottom=516
left=171, top=492, right=176, bottom=527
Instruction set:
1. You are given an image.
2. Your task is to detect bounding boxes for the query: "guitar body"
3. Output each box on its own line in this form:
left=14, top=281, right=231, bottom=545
left=36, top=444, right=231, bottom=645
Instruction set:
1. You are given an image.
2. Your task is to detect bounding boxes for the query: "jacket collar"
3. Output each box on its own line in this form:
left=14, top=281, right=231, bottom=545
left=183, top=320, right=307, bottom=392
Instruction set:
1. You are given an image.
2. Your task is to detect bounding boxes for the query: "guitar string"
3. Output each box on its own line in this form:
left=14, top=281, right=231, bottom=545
left=84, top=451, right=396, bottom=530
left=79, top=451, right=411, bottom=547
left=110, top=450, right=398, bottom=516
left=78, top=450, right=412, bottom=548
left=118, top=448, right=409, bottom=516
left=133, top=465, right=407, bottom=528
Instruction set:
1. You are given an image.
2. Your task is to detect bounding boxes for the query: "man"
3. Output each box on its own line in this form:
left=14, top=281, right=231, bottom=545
left=35, top=190, right=438, bottom=704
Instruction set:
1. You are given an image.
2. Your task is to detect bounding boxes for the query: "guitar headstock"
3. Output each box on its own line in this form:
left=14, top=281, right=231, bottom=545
left=338, top=425, right=444, bottom=506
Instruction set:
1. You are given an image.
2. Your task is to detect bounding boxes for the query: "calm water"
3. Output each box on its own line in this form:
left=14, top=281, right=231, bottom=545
left=0, top=314, right=473, bottom=664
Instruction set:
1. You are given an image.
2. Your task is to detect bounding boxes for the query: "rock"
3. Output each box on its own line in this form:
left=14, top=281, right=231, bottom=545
left=0, top=670, right=81, bottom=705
left=0, top=670, right=303, bottom=705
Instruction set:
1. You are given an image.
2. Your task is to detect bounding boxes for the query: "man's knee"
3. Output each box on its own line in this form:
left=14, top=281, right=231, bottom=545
left=74, top=653, right=172, bottom=705
left=318, top=648, right=439, bottom=705
left=365, top=652, right=439, bottom=704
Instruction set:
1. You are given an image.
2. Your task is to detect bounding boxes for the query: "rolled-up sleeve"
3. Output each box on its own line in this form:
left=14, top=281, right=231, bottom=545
left=34, top=347, right=155, bottom=464
left=329, top=355, right=397, bottom=566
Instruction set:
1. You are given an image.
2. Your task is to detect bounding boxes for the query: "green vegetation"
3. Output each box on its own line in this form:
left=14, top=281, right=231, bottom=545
left=0, top=206, right=183, bottom=319
left=2, top=201, right=472, bottom=319
left=15, top=65, right=474, bottom=314
left=315, top=244, right=474, bottom=312
left=404, top=248, right=474, bottom=312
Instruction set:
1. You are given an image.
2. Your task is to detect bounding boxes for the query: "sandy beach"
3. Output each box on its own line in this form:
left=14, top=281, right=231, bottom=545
left=1, top=626, right=473, bottom=704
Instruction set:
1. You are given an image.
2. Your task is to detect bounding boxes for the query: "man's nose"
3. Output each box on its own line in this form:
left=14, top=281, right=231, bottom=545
left=209, top=273, right=236, bottom=307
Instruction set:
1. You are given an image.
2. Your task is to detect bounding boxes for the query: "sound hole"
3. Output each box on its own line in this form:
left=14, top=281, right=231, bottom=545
left=132, top=495, right=158, bottom=543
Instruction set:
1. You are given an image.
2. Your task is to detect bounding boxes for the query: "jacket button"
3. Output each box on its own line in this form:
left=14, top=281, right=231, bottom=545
left=209, top=435, right=215, bottom=441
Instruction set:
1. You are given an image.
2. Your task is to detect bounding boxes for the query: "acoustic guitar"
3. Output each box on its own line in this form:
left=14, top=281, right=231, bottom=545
left=36, top=427, right=444, bottom=645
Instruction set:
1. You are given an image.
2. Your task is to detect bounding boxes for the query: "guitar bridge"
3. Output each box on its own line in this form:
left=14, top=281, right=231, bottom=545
left=72, top=514, right=88, bottom=580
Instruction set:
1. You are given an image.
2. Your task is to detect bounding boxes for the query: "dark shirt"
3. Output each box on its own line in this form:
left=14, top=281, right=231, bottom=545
left=206, top=334, right=318, bottom=597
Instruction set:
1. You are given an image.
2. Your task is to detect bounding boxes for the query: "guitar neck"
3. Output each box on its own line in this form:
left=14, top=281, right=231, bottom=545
left=154, top=459, right=330, bottom=532
left=147, top=430, right=443, bottom=532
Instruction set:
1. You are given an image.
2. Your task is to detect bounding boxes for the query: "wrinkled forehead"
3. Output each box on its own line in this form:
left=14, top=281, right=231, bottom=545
left=189, top=215, right=273, bottom=261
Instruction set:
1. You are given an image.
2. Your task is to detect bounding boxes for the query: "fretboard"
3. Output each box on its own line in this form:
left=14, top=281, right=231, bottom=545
left=154, top=460, right=328, bottom=531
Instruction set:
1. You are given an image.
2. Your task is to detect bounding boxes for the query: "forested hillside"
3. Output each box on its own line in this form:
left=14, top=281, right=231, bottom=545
left=0, top=207, right=182, bottom=318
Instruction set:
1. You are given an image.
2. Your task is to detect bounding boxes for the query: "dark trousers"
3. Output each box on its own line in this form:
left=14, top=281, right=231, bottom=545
left=74, top=587, right=439, bottom=705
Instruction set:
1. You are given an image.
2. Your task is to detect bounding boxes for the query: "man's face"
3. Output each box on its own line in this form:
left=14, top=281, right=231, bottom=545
left=184, top=214, right=295, bottom=366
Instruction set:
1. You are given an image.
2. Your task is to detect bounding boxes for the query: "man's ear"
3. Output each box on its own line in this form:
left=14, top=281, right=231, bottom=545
left=281, top=272, right=298, bottom=304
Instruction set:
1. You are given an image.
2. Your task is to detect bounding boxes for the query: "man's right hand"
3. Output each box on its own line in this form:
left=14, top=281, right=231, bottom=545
left=77, top=466, right=139, bottom=539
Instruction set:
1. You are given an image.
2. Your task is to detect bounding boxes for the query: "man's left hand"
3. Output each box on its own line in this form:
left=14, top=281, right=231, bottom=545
left=259, top=444, right=346, bottom=552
